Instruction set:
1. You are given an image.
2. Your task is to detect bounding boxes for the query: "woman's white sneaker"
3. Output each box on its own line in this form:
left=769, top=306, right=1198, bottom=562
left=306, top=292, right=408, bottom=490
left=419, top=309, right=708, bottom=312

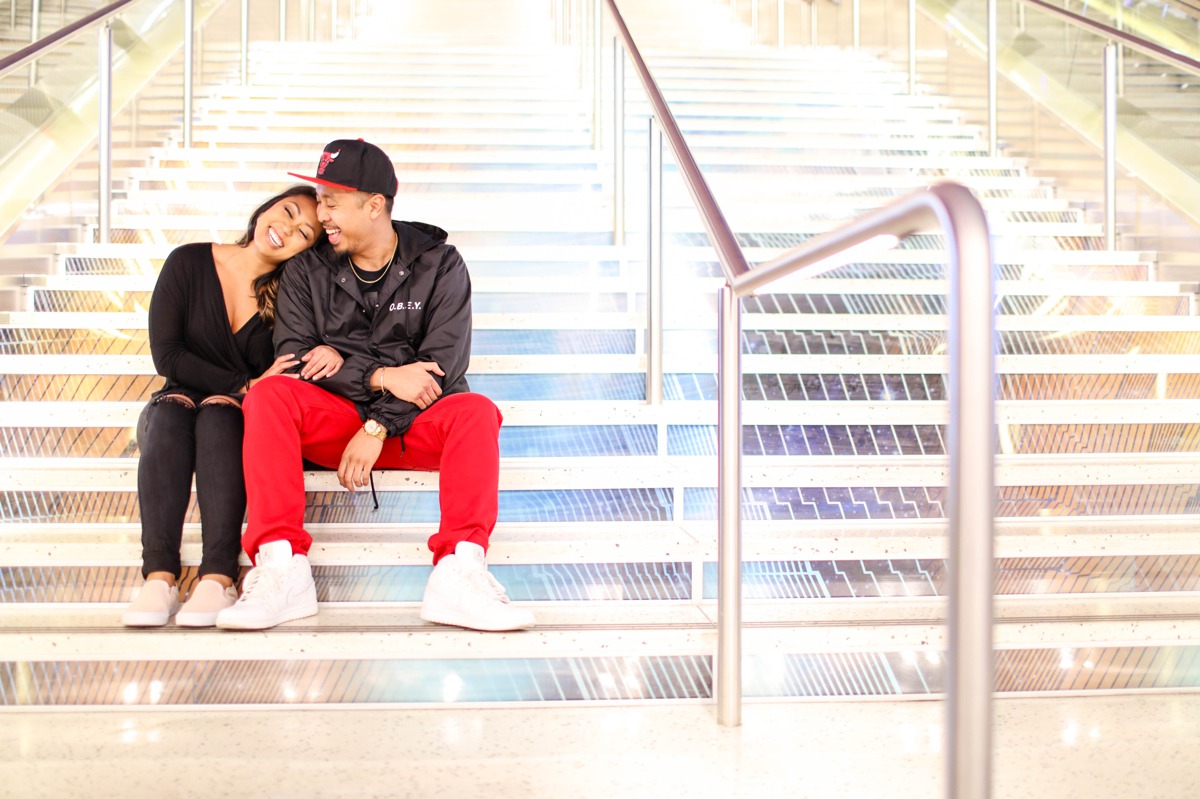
left=176, top=579, right=239, bottom=627
left=215, top=540, right=318, bottom=630
left=121, top=579, right=180, bottom=627
left=420, top=542, right=536, bottom=632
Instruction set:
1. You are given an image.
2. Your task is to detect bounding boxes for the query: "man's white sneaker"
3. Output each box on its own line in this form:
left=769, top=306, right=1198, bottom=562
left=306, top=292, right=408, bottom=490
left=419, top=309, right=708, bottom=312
left=176, top=579, right=238, bottom=628
left=215, top=540, right=318, bottom=631
left=420, top=541, right=535, bottom=632
left=121, top=579, right=179, bottom=627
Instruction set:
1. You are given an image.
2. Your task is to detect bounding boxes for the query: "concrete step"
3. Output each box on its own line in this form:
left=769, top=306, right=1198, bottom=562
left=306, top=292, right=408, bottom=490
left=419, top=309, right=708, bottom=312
left=8, top=272, right=1193, bottom=303
left=2, top=452, right=1197, bottom=491
left=6, top=515, right=1199, bottom=560
left=4, top=596, right=1198, bottom=663
left=0, top=241, right=1160, bottom=269
left=4, top=308, right=1198, bottom=332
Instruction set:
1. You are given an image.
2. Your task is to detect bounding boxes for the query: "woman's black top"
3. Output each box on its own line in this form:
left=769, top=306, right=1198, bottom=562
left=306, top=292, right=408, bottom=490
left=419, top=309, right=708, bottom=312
left=148, top=242, right=274, bottom=402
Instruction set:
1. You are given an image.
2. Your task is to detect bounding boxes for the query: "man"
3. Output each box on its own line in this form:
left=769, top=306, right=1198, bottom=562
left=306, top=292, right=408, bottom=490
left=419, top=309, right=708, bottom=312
left=216, top=138, right=534, bottom=633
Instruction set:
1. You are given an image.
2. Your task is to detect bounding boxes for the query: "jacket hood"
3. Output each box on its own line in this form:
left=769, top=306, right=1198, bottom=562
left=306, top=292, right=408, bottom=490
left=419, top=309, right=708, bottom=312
left=393, top=220, right=448, bottom=262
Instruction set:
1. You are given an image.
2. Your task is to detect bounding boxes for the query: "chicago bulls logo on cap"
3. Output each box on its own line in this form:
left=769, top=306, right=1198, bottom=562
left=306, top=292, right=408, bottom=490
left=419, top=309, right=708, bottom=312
left=316, top=149, right=340, bottom=176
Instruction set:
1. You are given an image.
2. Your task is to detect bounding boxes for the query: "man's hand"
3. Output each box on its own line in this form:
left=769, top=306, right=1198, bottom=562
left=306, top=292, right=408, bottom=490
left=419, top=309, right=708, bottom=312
left=379, top=362, right=445, bottom=409
left=301, top=345, right=344, bottom=380
left=337, top=430, right=384, bottom=492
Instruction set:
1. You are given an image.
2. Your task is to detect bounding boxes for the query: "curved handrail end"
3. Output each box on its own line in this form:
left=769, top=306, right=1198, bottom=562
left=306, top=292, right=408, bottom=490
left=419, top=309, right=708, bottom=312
left=730, top=180, right=990, bottom=298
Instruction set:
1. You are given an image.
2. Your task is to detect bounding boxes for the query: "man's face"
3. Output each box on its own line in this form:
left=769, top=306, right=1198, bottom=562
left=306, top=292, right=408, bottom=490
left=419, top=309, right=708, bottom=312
left=316, top=186, right=372, bottom=255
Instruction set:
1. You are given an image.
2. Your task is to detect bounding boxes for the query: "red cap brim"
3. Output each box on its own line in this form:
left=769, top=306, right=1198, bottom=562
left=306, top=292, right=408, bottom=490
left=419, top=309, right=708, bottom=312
left=287, top=172, right=358, bottom=192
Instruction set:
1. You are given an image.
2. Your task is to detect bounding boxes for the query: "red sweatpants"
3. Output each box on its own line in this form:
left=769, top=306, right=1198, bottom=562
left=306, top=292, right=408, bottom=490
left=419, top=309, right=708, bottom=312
left=241, top=376, right=502, bottom=565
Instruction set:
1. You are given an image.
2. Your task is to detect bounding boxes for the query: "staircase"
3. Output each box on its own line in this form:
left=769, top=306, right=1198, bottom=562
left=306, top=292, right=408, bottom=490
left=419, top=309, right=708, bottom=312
left=2, top=0, right=1200, bottom=713
left=0, top=1, right=105, bottom=57
left=900, top=0, right=1200, bottom=258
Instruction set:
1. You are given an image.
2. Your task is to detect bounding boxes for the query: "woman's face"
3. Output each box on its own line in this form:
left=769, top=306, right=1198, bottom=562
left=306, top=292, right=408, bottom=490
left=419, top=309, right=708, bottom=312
left=253, top=194, right=320, bottom=262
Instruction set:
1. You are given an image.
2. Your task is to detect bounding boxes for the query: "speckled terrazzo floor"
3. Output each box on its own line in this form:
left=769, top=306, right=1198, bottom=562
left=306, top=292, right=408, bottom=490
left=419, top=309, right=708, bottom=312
left=2, top=694, right=1196, bottom=798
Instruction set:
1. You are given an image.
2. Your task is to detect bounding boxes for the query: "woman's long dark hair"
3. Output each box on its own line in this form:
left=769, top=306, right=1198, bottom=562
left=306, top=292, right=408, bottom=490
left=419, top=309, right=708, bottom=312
left=237, top=185, right=322, bottom=327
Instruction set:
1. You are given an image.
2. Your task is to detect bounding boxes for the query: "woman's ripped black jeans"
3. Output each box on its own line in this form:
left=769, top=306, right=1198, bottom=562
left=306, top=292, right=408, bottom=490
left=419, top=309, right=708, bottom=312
left=136, top=395, right=246, bottom=581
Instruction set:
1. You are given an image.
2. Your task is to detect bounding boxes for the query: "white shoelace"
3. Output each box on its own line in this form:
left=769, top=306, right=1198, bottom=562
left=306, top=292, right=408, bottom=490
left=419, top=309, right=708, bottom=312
left=235, top=566, right=282, bottom=603
left=467, top=569, right=511, bottom=604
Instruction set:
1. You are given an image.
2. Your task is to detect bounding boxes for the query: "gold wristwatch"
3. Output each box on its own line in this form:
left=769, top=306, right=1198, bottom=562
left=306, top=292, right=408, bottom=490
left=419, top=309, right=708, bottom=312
left=362, top=419, right=388, bottom=441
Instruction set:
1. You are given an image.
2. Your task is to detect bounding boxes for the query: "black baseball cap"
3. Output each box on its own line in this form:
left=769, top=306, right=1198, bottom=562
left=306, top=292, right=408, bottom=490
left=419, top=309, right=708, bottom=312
left=288, top=138, right=398, bottom=197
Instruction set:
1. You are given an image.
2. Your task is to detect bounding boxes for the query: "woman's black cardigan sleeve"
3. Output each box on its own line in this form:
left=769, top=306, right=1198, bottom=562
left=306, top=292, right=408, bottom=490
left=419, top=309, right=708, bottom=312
left=148, top=244, right=254, bottom=396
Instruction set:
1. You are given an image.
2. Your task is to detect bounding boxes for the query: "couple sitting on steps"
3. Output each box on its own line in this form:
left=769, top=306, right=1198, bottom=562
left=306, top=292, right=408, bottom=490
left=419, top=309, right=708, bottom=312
left=122, top=138, right=535, bottom=634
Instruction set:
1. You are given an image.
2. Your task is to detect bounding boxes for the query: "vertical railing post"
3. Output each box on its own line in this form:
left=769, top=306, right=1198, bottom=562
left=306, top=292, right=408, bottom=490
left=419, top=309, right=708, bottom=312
left=751, top=0, right=758, bottom=42
left=28, top=0, right=40, bottom=86
left=279, top=0, right=287, bottom=40
left=98, top=21, right=113, bottom=245
left=987, top=0, right=998, bottom=155
left=332, top=0, right=339, bottom=40
left=592, top=0, right=602, bottom=149
left=942, top=187, right=996, bottom=799
left=646, top=118, right=663, bottom=406
left=1104, top=42, right=1117, bottom=250
left=716, top=283, right=743, bottom=728
left=809, top=0, right=817, bottom=45
left=1114, top=5, right=1125, bottom=96
left=777, top=0, right=784, bottom=48
left=349, top=0, right=357, bottom=40
left=613, top=37, right=625, bottom=245
left=1116, top=44, right=1125, bottom=96
left=240, top=0, right=249, bottom=85
left=308, top=0, right=316, bottom=41
left=183, top=0, right=194, bottom=148
left=196, top=17, right=205, bottom=87
left=907, top=0, right=916, bottom=94
left=852, top=0, right=860, bottom=49
left=578, top=0, right=586, bottom=89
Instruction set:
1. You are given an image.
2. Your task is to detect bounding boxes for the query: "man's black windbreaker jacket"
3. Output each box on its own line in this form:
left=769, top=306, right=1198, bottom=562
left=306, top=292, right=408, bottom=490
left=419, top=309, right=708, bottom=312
left=272, top=219, right=472, bottom=437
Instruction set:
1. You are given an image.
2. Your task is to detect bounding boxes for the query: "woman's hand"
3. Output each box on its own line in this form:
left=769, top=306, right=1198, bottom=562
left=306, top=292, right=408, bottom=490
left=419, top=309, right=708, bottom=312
left=247, top=353, right=301, bottom=391
left=301, top=345, right=344, bottom=380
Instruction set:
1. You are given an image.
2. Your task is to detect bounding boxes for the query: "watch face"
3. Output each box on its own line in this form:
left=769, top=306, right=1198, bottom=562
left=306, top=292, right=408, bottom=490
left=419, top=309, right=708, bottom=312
left=365, top=420, right=382, bottom=433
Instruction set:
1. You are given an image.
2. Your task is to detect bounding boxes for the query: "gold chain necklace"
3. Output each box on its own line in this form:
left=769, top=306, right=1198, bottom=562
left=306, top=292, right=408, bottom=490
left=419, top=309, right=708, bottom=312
left=349, top=236, right=398, bottom=285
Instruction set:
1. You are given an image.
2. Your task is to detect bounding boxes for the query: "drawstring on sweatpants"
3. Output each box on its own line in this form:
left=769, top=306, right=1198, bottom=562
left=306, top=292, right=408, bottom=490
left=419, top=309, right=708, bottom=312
left=368, top=435, right=403, bottom=513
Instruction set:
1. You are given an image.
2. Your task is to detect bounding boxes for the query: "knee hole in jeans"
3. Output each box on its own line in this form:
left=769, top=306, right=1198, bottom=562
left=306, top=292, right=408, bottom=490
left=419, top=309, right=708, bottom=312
left=154, top=394, right=196, bottom=410
left=199, top=395, right=243, bottom=410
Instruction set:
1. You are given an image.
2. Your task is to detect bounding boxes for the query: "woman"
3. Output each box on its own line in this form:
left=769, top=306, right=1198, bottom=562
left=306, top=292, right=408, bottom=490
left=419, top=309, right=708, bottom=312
left=122, top=186, right=340, bottom=627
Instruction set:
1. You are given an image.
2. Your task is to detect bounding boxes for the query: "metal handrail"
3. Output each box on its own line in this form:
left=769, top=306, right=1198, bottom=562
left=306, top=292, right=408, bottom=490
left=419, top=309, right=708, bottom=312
left=0, top=0, right=137, bottom=78
left=1022, top=0, right=1200, bottom=75
left=602, top=0, right=750, bottom=284
left=602, top=2, right=996, bottom=796
left=730, top=183, right=996, bottom=799
left=0, top=0, right=236, bottom=241
left=985, top=0, right=1200, bottom=244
